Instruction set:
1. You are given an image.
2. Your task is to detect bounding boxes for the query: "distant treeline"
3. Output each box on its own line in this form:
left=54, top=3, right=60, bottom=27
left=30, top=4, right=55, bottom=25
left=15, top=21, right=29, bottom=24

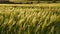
left=0, top=0, right=60, bottom=4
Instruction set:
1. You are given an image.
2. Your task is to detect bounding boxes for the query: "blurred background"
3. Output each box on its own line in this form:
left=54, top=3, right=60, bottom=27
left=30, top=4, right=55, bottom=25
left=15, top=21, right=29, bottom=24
left=0, top=0, right=60, bottom=4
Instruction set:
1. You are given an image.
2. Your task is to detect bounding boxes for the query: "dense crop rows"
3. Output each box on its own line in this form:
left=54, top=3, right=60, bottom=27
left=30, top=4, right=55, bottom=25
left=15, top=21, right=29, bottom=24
left=0, top=6, right=60, bottom=34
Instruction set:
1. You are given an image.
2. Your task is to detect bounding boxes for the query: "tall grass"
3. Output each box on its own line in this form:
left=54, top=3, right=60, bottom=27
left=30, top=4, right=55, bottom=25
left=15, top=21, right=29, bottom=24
left=0, top=6, right=60, bottom=34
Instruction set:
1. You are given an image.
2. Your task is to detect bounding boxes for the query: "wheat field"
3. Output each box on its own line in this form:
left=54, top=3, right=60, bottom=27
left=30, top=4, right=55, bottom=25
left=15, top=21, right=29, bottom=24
left=0, top=4, right=60, bottom=34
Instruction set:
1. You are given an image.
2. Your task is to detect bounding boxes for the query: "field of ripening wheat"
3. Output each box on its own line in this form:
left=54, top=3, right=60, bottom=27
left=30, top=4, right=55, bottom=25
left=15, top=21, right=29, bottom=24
left=0, top=4, right=60, bottom=34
